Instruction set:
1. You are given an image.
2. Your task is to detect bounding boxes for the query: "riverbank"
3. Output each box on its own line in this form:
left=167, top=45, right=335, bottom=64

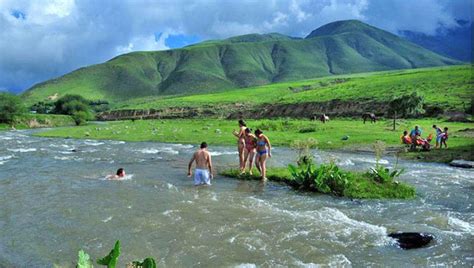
left=221, top=168, right=416, bottom=199
left=0, top=114, right=75, bottom=130
left=34, top=118, right=474, bottom=163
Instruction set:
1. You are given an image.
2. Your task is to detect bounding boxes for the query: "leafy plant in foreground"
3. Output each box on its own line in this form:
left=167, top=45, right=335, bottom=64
left=97, top=240, right=121, bottom=268
left=77, top=250, right=93, bottom=268
left=76, top=240, right=157, bottom=268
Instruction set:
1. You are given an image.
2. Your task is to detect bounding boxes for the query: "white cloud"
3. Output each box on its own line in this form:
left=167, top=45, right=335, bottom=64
left=0, top=0, right=470, bottom=92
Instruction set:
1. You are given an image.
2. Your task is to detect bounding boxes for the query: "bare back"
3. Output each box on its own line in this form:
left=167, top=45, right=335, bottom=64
left=194, top=149, right=211, bottom=169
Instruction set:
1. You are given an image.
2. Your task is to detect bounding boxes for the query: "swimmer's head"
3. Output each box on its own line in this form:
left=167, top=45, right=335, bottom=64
left=255, top=129, right=263, bottom=137
left=116, top=168, right=125, bottom=177
left=200, top=142, right=208, bottom=149
left=245, top=127, right=252, bottom=134
left=238, top=119, right=246, bottom=127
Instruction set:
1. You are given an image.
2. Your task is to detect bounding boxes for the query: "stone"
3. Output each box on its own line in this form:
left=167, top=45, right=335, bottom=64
left=449, top=160, right=474, bottom=168
left=388, top=232, right=434, bottom=249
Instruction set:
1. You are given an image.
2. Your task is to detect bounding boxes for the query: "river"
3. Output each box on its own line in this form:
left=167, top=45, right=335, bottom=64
left=0, top=130, right=472, bottom=267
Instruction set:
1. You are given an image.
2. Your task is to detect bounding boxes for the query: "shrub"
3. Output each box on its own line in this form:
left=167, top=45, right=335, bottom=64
left=288, top=159, right=350, bottom=196
left=72, top=111, right=93, bottom=126
left=0, top=92, right=25, bottom=124
left=298, top=127, right=316, bottom=133
left=53, top=94, right=94, bottom=116
left=368, top=141, right=404, bottom=183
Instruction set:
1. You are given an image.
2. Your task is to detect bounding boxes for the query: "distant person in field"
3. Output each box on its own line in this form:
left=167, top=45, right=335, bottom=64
left=107, top=168, right=126, bottom=180
left=440, top=127, right=449, bottom=148
left=401, top=130, right=412, bottom=145
left=254, top=129, right=271, bottom=181
left=243, top=128, right=257, bottom=175
left=188, top=142, right=214, bottom=186
left=410, top=126, right=422, bottom=150
left=432, top=125, right=443, bottom=148
left=232, top=119, right=247, bottom=173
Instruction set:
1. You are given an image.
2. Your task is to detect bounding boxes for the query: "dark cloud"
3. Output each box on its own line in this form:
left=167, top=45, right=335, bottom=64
left=0, top=0, right=470, bottom=93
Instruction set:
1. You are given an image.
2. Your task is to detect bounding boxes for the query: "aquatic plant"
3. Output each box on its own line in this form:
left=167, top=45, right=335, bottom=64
left=97, top=240, right=121, bottom=268
left=288, top=159, right=349, bottom=196
left=76, top=240, right=157, bottom=268
left=77, top=250, right=93, bottom=268
left=369, top=141, right=404, bottom=183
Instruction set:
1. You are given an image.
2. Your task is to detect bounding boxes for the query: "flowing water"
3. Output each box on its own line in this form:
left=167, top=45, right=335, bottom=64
left=0, top=130, right=473, bottom=267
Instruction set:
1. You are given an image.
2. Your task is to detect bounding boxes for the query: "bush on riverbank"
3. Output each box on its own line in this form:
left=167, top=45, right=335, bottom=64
left=221, top=163, right=416, bottom=199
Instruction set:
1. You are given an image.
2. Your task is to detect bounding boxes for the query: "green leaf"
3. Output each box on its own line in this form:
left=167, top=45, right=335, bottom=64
left=97, top=240, right=120, bottom=268
left=77, top=249, right=93, bottom=268
left=131, top=258, right=157, bottom=268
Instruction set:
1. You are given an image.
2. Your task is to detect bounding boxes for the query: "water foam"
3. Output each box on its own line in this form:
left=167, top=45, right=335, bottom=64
left=7, top=148, right=36, bottom=153
left=448, top=214, right=474, bottom=234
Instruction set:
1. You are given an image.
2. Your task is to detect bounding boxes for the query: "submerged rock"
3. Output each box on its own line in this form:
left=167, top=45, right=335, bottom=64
left=388, top=232, right=434, bottom=249
left=449, top=160, right=474, bottom=168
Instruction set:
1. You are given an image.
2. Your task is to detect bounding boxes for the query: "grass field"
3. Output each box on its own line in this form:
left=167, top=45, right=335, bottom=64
left=35, top=118, right=474, bottom=162
left=118, top=65, right=472, bottom=111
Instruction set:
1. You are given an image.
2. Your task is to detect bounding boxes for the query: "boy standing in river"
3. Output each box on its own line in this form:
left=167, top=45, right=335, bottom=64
left=187, top=142, right=214, bottom=186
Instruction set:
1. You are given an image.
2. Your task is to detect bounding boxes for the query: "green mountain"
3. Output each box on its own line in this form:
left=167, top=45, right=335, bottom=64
left=23, top=20, right=459, bottom=104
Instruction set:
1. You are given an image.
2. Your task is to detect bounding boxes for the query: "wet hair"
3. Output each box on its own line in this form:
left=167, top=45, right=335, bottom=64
left=245, top=127, right=252, bottom=133
left=254, top=129, right=263, bottom=136
left=432, top=125, right=437, bottom=128
left=403, top=130, right=408, bottom=135
left=238, top=119, right=246, bottom=127
left=200, top=142, right=208, bottom=149
left=116, top=168, right=124, bottom=176
left=444, top=127, right=448, bottom=131
left=415, top=125, right=419, bottom=129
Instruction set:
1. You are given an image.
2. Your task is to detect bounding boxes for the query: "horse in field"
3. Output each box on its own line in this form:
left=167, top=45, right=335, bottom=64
left=310, top=114, right=330, bottom=123
left=362, top=113, right=376, bottom=124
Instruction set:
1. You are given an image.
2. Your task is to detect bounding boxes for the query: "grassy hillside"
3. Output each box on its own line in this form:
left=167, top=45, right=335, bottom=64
left=22, top=20, right=459, bottom=105
left=116, top=65, right=472, bottom=112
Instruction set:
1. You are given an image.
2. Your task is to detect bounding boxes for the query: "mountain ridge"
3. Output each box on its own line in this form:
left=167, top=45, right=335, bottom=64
left=22, top=20, right=460, bottom=104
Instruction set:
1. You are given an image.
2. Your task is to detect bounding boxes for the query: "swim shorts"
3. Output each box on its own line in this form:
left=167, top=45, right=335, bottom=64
left=194, top=169, right=211, bottom=185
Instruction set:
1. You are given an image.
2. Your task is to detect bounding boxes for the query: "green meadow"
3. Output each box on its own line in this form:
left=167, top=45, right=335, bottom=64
left=36, top=118, right=474, bottom=162
left=117, top=65, right=472, bottom=111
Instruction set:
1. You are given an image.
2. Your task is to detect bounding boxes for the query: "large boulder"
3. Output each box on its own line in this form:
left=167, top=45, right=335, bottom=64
left=449, top=160, right=474, bottom=168
left=388, top=232, right=434, bottom=249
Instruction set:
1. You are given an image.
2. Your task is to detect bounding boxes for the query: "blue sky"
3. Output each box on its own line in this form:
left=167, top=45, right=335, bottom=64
left=0, top=0, right=471, bottom=93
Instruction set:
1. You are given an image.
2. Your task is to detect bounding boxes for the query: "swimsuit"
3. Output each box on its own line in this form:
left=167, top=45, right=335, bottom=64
left=194, top=169, right=211, bottom=186
left=256, top=140, right=267, bottom=156
left=244, top=136, right=256, bottom=151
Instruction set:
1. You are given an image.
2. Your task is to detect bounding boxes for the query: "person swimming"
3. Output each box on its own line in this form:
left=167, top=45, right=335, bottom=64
left=187, top=142, right=214, bottom=186
left=232, top=120, right=247, bottom=173
left=243, top=128, right=257, bottom=175
left=254, top=129, right=271, bottom=181
left=106, top=168, right=126, bottom=180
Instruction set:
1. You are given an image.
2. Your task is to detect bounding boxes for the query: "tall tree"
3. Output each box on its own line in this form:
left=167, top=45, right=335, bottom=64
left=388, top=92, right=425, bottom=130
left=0, top=92, right=25, bottom=125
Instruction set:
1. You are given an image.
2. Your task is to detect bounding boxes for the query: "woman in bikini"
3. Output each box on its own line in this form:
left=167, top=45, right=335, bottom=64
left=254, top=129, right=271, bottom=180
left=243, top=128, right=257, bottom=174
left=232, top=119, right=247, bottom=172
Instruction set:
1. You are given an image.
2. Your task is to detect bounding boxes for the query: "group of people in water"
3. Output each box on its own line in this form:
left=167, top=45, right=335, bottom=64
left=187, top=119, right=271, bottom=186
left=401, top=124, right=449, bottom=150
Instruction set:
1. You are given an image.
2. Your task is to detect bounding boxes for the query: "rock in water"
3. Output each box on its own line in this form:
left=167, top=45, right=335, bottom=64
left=449, top=160, right=474, bottom=168
left=388, top=232, right=434, bottom=249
